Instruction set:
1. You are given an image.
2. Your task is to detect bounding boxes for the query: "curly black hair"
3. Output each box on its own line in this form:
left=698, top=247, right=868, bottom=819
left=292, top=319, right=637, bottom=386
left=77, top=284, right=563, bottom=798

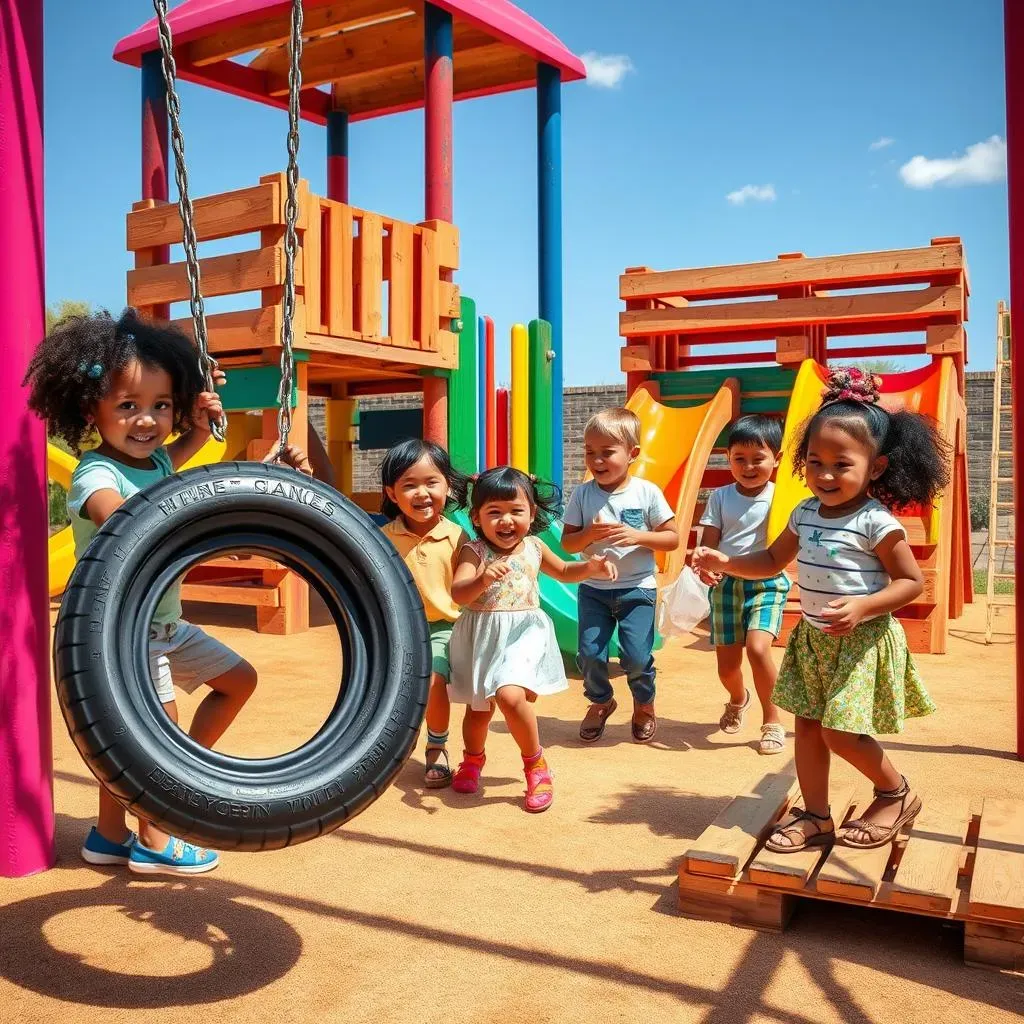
left=469, top=466, right=562, bottom=536
left=23, top=308, right=207, bottom=453
left=793, top=399, right=951, bottom=512
left=379, top=438, right=470, bottom=520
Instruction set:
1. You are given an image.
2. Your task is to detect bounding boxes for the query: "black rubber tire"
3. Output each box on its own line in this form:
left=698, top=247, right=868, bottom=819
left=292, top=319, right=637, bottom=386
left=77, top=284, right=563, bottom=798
left=53, top=462, right=430, bottom=851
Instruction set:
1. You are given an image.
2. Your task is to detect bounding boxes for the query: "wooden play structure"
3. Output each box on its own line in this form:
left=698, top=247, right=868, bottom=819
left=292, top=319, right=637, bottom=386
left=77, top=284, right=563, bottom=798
left=617, top=238, right=974, bottom=655
left=108, top=0, right=584, bottom=632
left=678, top=773, right=1024, bottom=973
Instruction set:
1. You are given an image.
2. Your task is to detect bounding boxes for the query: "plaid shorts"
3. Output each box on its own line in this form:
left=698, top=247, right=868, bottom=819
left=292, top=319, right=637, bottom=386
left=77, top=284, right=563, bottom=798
left=709, top=574, right=790, bottom=647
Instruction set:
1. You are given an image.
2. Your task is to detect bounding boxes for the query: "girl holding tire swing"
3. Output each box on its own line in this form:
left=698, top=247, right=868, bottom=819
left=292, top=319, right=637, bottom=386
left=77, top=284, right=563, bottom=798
left=26, top=308, right=315, bottom=875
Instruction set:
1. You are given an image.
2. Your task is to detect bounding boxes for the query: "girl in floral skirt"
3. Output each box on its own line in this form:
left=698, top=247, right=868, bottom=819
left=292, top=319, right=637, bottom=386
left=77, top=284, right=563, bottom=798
left=694, top=367, right=948, bottom=853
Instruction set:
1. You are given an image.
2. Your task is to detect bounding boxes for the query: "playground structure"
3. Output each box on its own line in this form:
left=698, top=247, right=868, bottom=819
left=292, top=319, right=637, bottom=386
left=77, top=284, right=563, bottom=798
left=615, top=238, right=973, bottom=655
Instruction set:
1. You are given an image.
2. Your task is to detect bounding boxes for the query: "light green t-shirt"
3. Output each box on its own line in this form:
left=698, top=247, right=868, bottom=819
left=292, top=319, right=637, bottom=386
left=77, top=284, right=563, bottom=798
left=68, top=447, right=182, bottom=625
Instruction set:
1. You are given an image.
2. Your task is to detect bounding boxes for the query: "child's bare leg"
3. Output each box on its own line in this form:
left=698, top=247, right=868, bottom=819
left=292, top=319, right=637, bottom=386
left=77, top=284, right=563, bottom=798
left=424, top=673, right=452, bottom=780
left=744, top=631, right=781, bottom=726
left=134, top=699, right=181, bottom=851
left=715, top=644, right=746, bottom=705
left=188, top=660, right=258, bottom=749
left=769, top=716, right=833, bottom=849
left=494, top=686, right=541, bottom=757
left=96, top=786, right=131, bottom=844
left=462, top=704, right=495, bottom=755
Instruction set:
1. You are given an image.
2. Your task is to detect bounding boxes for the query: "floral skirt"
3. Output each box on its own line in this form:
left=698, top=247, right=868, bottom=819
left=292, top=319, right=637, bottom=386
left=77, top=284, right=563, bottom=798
left=772, top=615, right=936, bottom=735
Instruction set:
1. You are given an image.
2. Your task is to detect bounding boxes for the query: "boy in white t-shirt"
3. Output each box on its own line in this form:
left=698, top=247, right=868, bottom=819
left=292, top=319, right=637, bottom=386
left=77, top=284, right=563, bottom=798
left=698, top=415, right=790, bottom=755
left=563, top=408, right=678, bottom=744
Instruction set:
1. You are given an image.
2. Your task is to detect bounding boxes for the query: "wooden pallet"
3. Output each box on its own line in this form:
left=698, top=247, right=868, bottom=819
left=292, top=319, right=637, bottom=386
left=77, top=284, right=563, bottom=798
left=678, top=773, right=1024, bottom=973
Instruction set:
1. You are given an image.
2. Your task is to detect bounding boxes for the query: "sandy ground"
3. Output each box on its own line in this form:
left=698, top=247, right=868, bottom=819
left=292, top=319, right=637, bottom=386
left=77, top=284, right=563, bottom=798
left=2, top=596, right=1022, bottom=1024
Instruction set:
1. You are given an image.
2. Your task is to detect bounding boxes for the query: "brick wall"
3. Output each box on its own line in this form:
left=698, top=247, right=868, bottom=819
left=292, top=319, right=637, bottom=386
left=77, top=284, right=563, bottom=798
left=309, top=371, right=1005, bottom=506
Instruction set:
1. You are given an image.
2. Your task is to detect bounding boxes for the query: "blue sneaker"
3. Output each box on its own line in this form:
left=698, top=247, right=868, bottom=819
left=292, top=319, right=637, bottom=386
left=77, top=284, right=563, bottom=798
left=128, top=836, right=220, bottom=876
left=80, top=827, right=137, bottom=865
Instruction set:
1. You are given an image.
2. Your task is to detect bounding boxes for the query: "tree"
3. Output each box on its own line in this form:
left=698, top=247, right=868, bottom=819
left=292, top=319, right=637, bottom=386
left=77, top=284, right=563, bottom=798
left=848, top=357, right=904, bottom=376
left=45, top=299, right=91, bottom=333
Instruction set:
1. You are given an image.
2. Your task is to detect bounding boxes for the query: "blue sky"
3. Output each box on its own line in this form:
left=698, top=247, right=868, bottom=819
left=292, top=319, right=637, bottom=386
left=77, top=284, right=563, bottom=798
left=44, top=0, right=1007, bottom=384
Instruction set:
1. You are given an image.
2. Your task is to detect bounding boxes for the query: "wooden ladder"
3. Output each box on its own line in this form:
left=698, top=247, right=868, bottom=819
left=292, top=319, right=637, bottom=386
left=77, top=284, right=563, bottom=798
left=986, top=302, right=1015, bottom=644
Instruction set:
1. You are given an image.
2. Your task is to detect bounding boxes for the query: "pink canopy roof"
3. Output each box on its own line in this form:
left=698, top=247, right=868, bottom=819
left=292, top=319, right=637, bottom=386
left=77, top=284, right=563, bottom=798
left=114, top=0, right=586, bottom=123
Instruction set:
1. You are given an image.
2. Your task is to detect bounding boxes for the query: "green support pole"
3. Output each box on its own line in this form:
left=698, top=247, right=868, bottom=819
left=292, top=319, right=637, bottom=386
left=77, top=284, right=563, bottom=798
left=528, top=319, right=554, bottom=482
left=448, top=296, right=478, bottom=474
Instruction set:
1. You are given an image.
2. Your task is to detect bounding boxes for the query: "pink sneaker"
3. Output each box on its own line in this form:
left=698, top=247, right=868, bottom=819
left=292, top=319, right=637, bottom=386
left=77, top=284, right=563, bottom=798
left=523, top=755, right=554, bottom=813
left=452, top=751, right=486, bottom=794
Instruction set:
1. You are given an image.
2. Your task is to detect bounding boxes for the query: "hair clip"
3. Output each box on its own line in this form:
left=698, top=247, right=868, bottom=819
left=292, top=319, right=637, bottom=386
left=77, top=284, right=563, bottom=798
left=77, top=362, right=104, bottom=380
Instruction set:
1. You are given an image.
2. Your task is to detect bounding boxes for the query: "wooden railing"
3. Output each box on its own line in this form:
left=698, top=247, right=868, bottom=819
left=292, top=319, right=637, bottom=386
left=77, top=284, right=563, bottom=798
left=126, top=172, right=459, bottom=364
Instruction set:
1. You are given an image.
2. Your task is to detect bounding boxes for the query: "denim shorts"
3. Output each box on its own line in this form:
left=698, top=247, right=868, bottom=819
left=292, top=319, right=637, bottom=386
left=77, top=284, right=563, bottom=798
left=148, top=620, right=242, bottom=704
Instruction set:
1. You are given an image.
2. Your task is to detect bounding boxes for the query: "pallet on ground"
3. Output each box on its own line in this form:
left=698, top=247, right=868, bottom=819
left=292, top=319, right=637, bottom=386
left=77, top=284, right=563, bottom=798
left=678, top=773, right=1024, bottom=974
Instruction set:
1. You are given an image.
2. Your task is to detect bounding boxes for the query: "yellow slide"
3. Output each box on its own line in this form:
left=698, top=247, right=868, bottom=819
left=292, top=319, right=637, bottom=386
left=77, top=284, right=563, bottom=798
left=626, top=379, right=740, bottom=584
left=48, top=436, right=227, bottom=598
left=767, top=356, right=962, bottom=544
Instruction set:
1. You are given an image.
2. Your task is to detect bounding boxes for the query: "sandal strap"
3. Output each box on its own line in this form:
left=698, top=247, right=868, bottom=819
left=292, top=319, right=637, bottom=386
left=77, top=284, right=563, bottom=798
left=840, top=818, right=891, bottom=843
left=873, top=775, right=909, bottom=800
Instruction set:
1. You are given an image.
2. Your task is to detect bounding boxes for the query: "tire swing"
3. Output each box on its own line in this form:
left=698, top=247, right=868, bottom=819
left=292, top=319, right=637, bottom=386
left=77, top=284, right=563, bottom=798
left=52, top=0, right=430, bottom=851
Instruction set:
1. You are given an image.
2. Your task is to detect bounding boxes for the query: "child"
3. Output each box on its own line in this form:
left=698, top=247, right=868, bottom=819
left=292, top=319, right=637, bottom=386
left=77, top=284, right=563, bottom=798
left=379, top=438, right=470, bottom=789
left=697, top=415, right=790, bottom=755
left=694, top=367, right=946, bottom=852
left=25, top=308, right=311, bottom=876
left=449, top=467, right=617, bottom=812
left=562, top=408, right=678, bottom=744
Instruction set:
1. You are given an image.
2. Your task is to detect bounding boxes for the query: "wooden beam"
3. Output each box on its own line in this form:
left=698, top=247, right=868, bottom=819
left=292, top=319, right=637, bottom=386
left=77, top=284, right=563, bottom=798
left=171, top=304, right=304, bottom=354
left=187, top=2, right=417, bottom=66
left=256, top=19, right=492, bottom=97
left=127, top=181, right=282, bottom=251
left=619, top=285, right=963, bottom=340
left=969, top=797, right=1024, bottom=923
left=620, top=243, right=965, bottom=302
left=304, top=332, right=454, bottom=368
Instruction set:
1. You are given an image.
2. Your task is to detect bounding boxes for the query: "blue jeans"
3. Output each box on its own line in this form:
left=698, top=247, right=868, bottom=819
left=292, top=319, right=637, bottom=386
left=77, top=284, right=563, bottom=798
left=577, top=585, right=657, bottom=706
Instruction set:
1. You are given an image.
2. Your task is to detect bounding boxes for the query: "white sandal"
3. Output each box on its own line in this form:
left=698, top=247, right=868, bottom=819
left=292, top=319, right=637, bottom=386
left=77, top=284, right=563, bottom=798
left=758, top=723, right=786, bottom=755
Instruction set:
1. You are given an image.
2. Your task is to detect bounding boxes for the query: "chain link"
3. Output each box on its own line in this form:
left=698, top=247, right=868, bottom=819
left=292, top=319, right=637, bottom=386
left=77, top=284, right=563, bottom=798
left=151, top=0, right=225, bottom=443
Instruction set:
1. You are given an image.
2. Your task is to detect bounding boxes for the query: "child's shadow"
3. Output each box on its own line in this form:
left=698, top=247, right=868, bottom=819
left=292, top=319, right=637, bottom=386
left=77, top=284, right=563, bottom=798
left=392, top=757, right=523, bottom=815
left=528, top=713, right=757, bottom=754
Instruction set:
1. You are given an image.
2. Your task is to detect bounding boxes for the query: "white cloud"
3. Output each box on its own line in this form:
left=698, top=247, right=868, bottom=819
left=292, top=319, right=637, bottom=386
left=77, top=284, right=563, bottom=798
left=581, top=52, right=634, bottom=88
left=869, top=136, right=895, bottom=151
left=899, top=135, right=1007, bottom=188
left=726, top=183, right=777, bottom=205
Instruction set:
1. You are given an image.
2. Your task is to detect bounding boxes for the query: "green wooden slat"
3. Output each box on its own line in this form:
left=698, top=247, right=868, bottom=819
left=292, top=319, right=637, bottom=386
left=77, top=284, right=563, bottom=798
left=528, top=319, right=554, bottom=483
left=218, top=354, right=309, bottom=412
left=654, top=365, right=796, bottom=398
left=447, top=296, right=478, bottom=474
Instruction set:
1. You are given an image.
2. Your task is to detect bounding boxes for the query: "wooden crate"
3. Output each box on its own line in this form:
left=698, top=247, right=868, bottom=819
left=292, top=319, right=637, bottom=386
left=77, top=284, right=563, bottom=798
left=679, top=773, right=1024, bottom=974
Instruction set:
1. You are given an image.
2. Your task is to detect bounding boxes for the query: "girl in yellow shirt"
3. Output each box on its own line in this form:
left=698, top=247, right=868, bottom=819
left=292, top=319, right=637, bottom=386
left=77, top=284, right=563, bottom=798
left=380, top=440, right=470, bottom=788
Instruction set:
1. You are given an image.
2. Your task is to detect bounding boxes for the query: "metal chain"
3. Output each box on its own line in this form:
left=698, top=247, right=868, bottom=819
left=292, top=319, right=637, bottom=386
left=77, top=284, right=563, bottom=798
left=151, top=0, right=225, bottom=442
left=275, top=0, right=304, bottom=458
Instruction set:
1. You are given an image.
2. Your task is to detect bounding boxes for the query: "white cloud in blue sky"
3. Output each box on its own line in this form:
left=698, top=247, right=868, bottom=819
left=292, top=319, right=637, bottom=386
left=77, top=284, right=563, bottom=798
left=900, top=135, right=1007, bottom=188
left=581, top=52, right=634, bottom=88
left=726, top=184, right=777, bottom=205
left=869, top=136, right=895, bottom=151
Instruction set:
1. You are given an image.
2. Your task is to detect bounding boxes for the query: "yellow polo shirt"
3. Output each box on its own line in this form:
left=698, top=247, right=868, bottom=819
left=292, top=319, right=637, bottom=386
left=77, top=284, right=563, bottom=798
left=380, top=516, right=465, bottom=623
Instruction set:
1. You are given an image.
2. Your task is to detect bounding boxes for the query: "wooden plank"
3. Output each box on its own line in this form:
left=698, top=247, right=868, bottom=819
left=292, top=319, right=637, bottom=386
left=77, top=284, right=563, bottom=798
left=356, top=212, right=384, bottom=338
left=181, top=582, right=280, bottom=608
left=678, top=872, right=794, bottom=933
left=304, top=332, right=454, bottom=369
left=748, top=786, right=857, bottom=891
left=969, top=798, right=1024, bottom=923
left=418, top=227, right=439, bottom=351
left=126, top=181, right=282, bottom=250
left=889, top=804, right=971, bottom=913
left=421, top=219, right=460, bottom=270
left=328, top=203, right=355, bottom=336
left=388, top=222, right=414, bottom=346
left=620, top=243, right=965, bottom=302
left=128, top=247, right=295, bottom=307
left=619, top=286, right=963, bottom=340
left=187, top=2, right=416, bottom=66
left=926, top=323, right=965, bottom=356
left=964, top=920, right=1024, bottom=972
left=814, top=802, right=896, bottom=901
left=621, top=343, right=654, bottom=373
left=439, top=280, right=461, bottom=318
left=683, top=774, right=798, bottom=879
left=201, top=556, right=285, bottom=571
left=172, top=306, right=284, bottom=354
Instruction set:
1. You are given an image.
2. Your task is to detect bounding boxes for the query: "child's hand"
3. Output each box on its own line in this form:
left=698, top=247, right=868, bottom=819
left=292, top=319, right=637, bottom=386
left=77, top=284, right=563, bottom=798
left=695, top=567, right=722, bottom=587
left=587, top=554, right=618, bottom=581
left=819, top=597, right=867, bottom=635
left=264, top=443, right=314, bottom=477
left=591, top=522, right=639, bottom=547
left=482, top=560, right=512, bottom=584
left=692, top=546, right=729, bottom=573
left=191, top=389, right=224, bottom=435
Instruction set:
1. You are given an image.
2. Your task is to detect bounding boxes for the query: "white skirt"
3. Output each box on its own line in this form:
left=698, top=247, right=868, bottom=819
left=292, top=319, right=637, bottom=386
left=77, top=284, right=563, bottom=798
left=448, top=608, right=568, bottom=711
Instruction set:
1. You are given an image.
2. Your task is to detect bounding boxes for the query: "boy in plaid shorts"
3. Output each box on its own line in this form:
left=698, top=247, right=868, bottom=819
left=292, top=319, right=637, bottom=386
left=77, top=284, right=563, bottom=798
left=697, top=416, right=789, bottom=754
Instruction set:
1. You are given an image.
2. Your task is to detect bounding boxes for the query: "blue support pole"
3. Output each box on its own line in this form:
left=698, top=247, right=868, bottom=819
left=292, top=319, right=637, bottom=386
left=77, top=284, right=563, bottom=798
left=326, top=108, right=349, bottom=201
left=537, top=63, right=563, bottom=489
left=477, top=314, right=487, bottom=471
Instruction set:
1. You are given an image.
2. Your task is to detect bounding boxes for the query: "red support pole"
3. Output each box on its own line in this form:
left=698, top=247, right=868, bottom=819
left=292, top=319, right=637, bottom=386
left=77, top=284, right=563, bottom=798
left=141, top=51, right=170, bottom=320
left=485, top=316, right=496, bottom=467
left=0, top=0, right=55, bottom=876
left=1004, top=0, right=1024, bottom=760
left=327, top=107, right=349, bottom=203
left=496, top=388, right=510, bottom=465
left=422, top=4, right=453, bottom=446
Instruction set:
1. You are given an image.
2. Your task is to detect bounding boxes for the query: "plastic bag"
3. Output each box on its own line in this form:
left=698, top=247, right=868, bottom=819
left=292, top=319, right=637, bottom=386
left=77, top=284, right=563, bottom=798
left=657, top=567, right=711, bottom=638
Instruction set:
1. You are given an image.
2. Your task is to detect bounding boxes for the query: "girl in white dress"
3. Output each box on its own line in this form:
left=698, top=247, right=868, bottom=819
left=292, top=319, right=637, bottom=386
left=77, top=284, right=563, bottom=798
left=449, top=467, right=617, bottom=812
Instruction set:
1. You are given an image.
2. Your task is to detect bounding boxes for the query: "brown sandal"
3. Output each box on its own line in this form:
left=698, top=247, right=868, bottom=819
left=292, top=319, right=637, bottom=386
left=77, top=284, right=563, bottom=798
left=631, top=702, right=657, bottom=743
left=424, top=747, right=452, bottom=789
left=579, top=698, right=617, bottom=742
left=837, top=776, right=921, bottom=849
left=763, top=807, right=835, bottom=853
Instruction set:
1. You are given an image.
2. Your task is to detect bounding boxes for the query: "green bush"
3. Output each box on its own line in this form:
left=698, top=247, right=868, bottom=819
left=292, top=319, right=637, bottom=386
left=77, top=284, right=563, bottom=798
left=49, top=481, right=69, bottom=529
left=969, top=493, right=990, bottom=532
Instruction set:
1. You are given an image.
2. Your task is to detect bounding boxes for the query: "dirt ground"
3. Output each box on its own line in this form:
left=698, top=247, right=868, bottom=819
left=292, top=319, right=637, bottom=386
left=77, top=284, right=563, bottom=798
left=2, top=597, right=1022, bottom=1024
